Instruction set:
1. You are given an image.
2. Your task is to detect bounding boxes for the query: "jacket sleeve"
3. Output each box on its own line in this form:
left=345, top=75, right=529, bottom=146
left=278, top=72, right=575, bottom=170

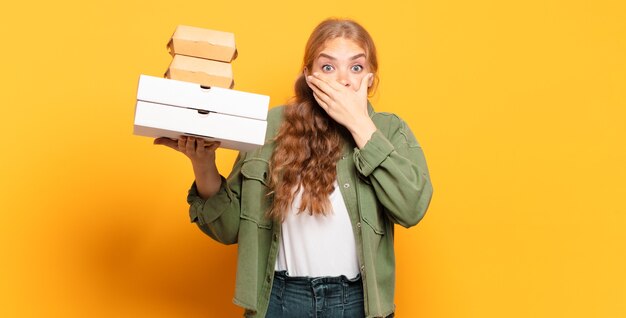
left=186, top=152, right=247, bottom=244
left=353, top=116, right=433, bottom=228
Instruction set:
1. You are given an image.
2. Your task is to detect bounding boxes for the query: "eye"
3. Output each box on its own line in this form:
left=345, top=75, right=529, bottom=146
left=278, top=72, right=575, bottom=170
left=351, top=65, right=364, bottom=72
left=322, top=64, right=334, bottom=72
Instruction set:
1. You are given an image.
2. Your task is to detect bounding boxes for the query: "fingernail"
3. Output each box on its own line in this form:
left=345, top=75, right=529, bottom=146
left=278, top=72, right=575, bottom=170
left=313, top=72, right=319, bottom=76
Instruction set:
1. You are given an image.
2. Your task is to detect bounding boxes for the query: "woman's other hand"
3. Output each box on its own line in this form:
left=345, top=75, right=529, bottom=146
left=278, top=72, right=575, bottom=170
left=306, top=72, right=377, bottom=148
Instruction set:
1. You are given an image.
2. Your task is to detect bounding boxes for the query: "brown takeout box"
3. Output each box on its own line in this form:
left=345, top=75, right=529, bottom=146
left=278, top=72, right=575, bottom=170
left=167, top=25, right=238, bottom=62
left=165, top=54, right=234, bottom=89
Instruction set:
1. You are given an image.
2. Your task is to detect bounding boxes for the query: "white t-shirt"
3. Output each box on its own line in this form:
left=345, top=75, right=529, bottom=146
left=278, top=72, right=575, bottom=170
left=275, top=181, right=360, bottom=279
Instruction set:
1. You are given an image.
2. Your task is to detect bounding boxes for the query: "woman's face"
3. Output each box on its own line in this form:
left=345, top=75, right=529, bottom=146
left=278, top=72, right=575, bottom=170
left=308, top=37, right=372, bottom=92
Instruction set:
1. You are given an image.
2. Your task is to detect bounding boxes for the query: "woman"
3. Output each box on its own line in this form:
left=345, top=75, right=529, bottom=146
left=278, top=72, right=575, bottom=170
left=155, top=18, right=433, bottom=318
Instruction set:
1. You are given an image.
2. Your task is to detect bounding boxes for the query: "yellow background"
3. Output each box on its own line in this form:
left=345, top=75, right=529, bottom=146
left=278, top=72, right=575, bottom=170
left=1, top=0, right=625, bottom=317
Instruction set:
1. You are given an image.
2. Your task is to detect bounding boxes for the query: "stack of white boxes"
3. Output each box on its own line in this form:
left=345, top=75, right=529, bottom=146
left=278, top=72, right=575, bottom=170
left=133, top=25, right=270, bottom=152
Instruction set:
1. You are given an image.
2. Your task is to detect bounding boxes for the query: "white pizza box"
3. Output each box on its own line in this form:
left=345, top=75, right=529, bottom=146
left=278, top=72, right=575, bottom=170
left=167, top=25, right=238, bottom=62
left=165, top=54, right=234, bottom=89
left=133, top=100, right=267, bottom=152
left=136, top=74, right=268, bottom=121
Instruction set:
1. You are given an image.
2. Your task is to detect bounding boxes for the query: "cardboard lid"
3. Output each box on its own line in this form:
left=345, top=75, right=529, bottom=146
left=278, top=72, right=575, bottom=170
left=170, top=54, right=233, bottom=78
left=174, top=25, right=235, bottom=47
left=136, top=74, right=268, bottom=120
left=167, top=25, right=238, bottom=62
left=167, top=54, right=234, bottom=88
left=165, top=69, right=235, bottom=89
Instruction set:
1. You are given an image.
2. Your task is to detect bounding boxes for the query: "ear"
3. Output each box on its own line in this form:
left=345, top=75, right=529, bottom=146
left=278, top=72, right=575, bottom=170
left=368, top=73, right=374, bottom=87
left=303, top=67, right=309, bottom=76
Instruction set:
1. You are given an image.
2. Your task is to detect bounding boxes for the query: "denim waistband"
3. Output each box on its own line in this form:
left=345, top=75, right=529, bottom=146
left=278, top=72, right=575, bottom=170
left=274, top=270, right=361, bottom=285
left=267, top=270, right=365, bottom=317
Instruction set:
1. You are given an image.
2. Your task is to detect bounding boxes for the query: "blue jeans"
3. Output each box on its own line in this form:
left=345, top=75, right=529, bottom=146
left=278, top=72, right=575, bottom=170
left=266, top=270, right=365, bottom=318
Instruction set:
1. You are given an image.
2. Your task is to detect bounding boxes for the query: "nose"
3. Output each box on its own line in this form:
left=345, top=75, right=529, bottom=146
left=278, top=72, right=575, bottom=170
left=337, top=70, right=350, bottom=87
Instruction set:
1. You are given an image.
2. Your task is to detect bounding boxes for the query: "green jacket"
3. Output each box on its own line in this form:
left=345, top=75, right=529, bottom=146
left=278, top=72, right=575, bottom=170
left=187, top=104, right=433, bottom=317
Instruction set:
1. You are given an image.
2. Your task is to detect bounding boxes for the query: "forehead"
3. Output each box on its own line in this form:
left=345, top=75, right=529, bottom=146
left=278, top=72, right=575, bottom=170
left=317, top=37, right=366, bottom=58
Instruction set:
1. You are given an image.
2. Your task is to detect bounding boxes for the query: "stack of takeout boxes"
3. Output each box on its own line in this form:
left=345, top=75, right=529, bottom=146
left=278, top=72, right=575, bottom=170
left=133, top=25, right=270, bottom=151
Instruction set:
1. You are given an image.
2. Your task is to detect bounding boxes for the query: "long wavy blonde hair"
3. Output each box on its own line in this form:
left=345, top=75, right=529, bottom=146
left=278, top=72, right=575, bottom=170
left=267, top=18, right=379, bottom=221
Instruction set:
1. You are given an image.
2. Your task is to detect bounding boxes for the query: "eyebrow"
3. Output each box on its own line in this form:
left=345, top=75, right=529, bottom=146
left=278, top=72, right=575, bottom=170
left=318, top=53, right=366, bottom=61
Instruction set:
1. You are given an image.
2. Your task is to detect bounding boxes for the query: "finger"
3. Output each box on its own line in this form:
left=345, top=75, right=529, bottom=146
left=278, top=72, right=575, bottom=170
left=305, top=74, right=323, bottom=93
left=177, top=136, right=186, bottom=152
left=204, top=141, right=221, bottom=152
left=359, top=73, right=373, bottom=95
left=154, top=137, right=178, bottom=150
left=311, top=87, right=333, bottom=109
left=308, top=80, right=333, bottom=106
left=307, top=75, right=337, bottom=96
left=312, top=72, right=344, bottom=91
left=196, top=138, right=206, bottom=154
left=185, top=136, right=196, bottom=154
left=312, top=92, right=329, bottom=111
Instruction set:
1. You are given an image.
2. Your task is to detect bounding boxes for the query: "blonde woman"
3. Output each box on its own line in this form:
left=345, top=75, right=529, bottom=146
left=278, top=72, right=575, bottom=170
left=156, top=18, right=433, bottom=318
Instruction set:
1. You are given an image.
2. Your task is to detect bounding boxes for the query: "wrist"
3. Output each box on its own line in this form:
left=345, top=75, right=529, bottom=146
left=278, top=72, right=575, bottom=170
left=191, top=158, right=217, bottom=177
left=349, top=117, right=377, bottom=149
left=192, top=160, right=221, bottom=199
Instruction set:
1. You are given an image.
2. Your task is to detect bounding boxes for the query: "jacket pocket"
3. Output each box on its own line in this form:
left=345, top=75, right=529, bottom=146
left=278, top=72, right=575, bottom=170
left=240, top=158, right=273, bottom=229
left=359, top=184, right=386, bottom=235
left=362, top=208, right=386, bottom=235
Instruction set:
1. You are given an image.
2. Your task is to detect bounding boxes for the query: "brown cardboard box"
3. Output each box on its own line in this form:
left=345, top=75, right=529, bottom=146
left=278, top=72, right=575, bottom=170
left=167, top=25, right=238, bottom=62
left=165, top=54, right=234, bottom=89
